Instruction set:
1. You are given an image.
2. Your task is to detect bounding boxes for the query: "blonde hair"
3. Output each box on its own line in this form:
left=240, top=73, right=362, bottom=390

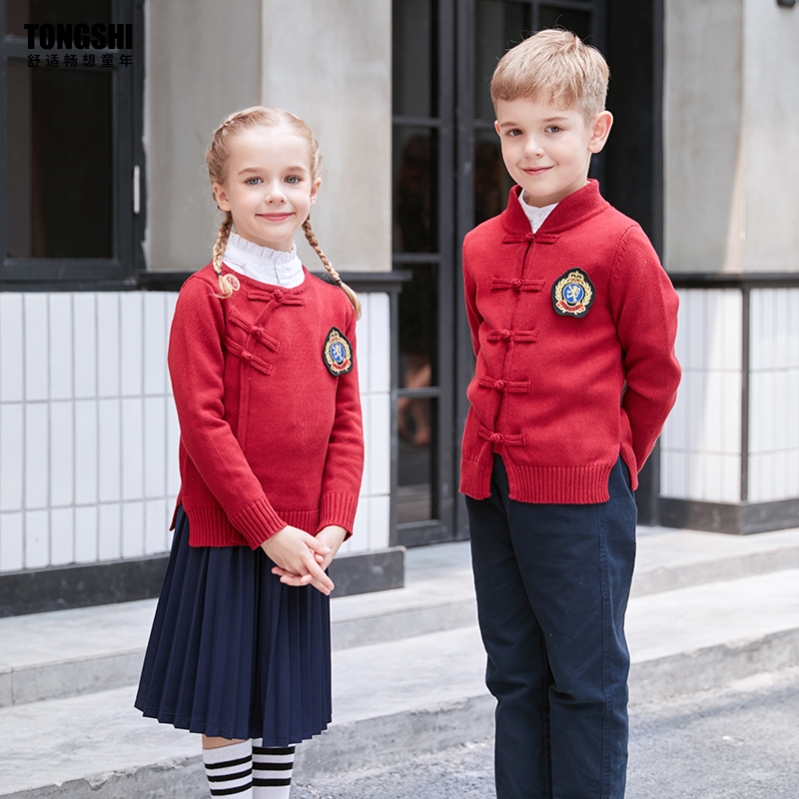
left=205, top=106, right=361, bottom=318
left=490, top=29, right=609, bottom=121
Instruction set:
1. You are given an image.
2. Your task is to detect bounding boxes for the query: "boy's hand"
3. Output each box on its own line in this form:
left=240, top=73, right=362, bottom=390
left=261, top=525, right=334, bottom=595
left=270, top=525, right=347, bottom=595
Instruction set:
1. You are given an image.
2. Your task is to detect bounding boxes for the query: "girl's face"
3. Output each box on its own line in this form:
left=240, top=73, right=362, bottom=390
left=213, top=125, right=321, bottom=252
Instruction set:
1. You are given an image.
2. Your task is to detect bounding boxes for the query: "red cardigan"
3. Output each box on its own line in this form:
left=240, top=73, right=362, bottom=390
left=461, top=181, right=680, bottom=504
left=169, top=265, right=364, bottom=548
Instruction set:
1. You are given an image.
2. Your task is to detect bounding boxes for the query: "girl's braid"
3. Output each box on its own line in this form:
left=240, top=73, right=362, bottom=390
left=211, top=211, right=239, bottom=297
left=303, top=217, right=361, bottom=319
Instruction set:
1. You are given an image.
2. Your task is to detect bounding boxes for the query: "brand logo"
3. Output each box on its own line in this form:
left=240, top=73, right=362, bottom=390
left=24, top=23, right=133, bottom=50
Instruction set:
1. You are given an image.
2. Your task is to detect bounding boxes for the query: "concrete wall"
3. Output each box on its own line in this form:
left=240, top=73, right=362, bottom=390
left=661, top=0, right=799, bottom=530
left=664, top=0, right=799, bottom=275
left=260, top=0, right=392, bottom=273
left=145, top=0, right=391, bottom=276
left=664, top=0, right=744, bottom=274
left=145, top=0, right=262, bottom=272
left=741, top=0, right=799, bottom=273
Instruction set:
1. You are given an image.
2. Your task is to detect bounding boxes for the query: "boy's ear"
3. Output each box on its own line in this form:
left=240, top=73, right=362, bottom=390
left=588, top=111, right=613, bottom=154
left=212, top=182, right=231, bottom=212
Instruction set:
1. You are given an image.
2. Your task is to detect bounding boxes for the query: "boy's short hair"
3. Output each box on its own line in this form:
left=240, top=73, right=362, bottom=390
left=490, top=29, right=609, bottom=120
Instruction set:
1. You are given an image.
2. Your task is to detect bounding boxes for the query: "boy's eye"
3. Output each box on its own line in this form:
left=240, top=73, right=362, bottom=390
left=545, top=126, right=562, bottom=133
left=507, top=128, right=523, bottom=137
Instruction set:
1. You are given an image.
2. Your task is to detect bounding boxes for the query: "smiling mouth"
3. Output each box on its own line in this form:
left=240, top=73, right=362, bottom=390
left=260, top=213, right=293, bottom=221
left=522, top=166, right=552, bottom=175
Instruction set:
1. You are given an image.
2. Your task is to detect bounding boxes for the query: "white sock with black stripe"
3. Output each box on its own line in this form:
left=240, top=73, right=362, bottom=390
left=251, top=739, right=295, bottom=798
left=203, top=740, right=253, bottom=797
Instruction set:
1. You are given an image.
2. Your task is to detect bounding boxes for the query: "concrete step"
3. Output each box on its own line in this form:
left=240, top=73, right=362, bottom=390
left=2, top=525, right=799, bottom=710
left=3, top=567, right=799, bottom=798
left=631, top=525, right=799, bottom=596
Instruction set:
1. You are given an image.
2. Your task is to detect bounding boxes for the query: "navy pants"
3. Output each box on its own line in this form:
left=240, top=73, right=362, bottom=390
left=466, top=456, right=637, bottom=799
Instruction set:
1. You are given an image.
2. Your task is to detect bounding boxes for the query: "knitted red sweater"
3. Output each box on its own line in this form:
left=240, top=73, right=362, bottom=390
left=460, top=181, right=680, bottom=504
left=169, top=264, right=364, bottom=548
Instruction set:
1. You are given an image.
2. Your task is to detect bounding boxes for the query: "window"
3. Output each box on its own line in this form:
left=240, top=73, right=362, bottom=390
left=0, top=0, right=144, bottom=287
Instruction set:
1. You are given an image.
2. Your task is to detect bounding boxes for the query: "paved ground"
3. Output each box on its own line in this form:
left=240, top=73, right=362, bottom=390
left=293, top=666, right=799, bottom=799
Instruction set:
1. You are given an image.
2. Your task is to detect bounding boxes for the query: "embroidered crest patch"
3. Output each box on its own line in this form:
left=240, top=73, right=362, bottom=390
left=551, top=269, right=595, bottom=317
left=322, top=327, right=353, bottom=376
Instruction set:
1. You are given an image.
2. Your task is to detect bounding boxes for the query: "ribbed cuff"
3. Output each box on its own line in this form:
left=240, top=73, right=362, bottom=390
left=317, top=492, right=359, bottom=539
left=231, top=497, right=287, bottom=549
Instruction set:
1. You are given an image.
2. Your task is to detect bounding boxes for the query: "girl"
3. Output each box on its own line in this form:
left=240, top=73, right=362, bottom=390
left=135, top=107, right=364, bottom=798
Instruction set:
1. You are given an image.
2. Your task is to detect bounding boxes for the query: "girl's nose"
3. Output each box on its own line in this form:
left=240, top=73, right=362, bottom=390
left=264, top=180, right=287, bottom=203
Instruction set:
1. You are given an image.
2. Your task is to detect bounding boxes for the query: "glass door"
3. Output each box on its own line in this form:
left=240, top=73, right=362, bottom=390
left=392, top=0, right=457, bottom=546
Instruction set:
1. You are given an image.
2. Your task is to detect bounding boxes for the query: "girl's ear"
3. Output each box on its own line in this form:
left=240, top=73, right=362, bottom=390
left=212, top=182, right=231, bottom=212
left=588, top=111, right=613, bottom=154
left=310, top=177, right=322, bottom=205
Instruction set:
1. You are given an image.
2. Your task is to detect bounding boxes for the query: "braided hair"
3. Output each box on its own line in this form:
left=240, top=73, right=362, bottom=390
left=206, top=106, right=360, bottom=316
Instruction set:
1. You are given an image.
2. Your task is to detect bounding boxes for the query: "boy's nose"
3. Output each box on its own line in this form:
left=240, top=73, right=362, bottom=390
left=523, top=136, right=544, bottom=157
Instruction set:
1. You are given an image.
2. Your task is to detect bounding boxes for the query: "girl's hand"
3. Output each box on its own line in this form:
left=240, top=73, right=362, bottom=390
left=261, top=525, right=334, bottom=595
left=313, top=525, right=347, bottom=571
left=271, top=525, right=347, bottom=594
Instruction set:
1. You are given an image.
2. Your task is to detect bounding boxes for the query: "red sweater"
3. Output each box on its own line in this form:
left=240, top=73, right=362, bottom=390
left=461, top=181, right=680, bottom=504
left=169, top=264, right=364, bottom=548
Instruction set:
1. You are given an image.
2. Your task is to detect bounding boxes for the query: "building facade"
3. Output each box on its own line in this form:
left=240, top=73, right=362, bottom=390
left=1, top=0, right=797, bottom=613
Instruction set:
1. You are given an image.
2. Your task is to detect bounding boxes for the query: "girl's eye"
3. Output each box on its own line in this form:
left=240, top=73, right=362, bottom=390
left=245, top=177, right=262, bottom=185
left=545, top=126, right=562, bottom=134
left=285, top=175, right=300, bottom=184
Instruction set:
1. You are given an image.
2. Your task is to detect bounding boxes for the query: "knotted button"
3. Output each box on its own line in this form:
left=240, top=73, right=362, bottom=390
left=501, top=329, right=512, bottom=340
left=494, top=380, right=506, bottom=391
left=490, top=433, right=503, bottom=443
left=511, top=279, right=522, bottom=291
left=272, top=289, right=284, bottom=302
left=526, top=232, right=534, bottom=241
left=243, top=351, right=253, bottom=361
left=251, top=325, right=263, bottom=336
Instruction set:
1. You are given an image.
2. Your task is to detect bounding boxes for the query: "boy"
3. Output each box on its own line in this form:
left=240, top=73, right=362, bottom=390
left=461, top=30, right=680, bottom=799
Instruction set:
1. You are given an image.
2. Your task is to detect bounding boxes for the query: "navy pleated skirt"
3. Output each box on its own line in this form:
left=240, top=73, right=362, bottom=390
left=134, top=507, right=332, bottom=745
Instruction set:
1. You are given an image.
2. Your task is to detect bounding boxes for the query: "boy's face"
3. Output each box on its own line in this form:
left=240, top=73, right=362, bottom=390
left=494, top=96, right=612, bottom=207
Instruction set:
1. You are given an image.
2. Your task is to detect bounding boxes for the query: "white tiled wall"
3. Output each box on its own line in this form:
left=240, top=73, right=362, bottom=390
left=661, top=289, right=743, bottom=502
left=0, top=290, right=392, bottom=573
left=748, top=288, right=799, bottom=502
left=661, top=287, right=799, bottom=505
left=342, top=292, right=392, bottom=555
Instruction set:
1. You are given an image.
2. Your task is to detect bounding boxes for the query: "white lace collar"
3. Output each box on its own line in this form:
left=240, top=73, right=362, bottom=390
left=222, top=232, right=305, bottom=288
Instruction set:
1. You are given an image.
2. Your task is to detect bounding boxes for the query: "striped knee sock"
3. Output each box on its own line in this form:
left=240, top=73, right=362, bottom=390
left=203, top=739, right=253, bottom=797
left=251, top=739, right=295, bottom=798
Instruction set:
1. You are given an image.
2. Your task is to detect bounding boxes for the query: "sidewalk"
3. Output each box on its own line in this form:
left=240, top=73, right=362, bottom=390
left=2, top=524, right=799, bottom=798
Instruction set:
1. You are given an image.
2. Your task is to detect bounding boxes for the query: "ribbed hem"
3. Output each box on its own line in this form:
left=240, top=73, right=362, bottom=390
left=503, top=460, right=613, bottom=504
left=317, top=492, right=359, bottom=538
left=185, top=506, right=250, bottom=548
left=460, top=455, right=615, bottom=504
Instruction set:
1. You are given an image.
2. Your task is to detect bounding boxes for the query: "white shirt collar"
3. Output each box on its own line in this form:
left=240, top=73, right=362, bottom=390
left=222, top=232, right=305, bottom=288
left=517, top=192, right=558, bottom=234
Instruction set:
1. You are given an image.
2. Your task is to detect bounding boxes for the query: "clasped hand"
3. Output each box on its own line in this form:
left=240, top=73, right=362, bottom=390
left=260, top=524, right=347, bottom=596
